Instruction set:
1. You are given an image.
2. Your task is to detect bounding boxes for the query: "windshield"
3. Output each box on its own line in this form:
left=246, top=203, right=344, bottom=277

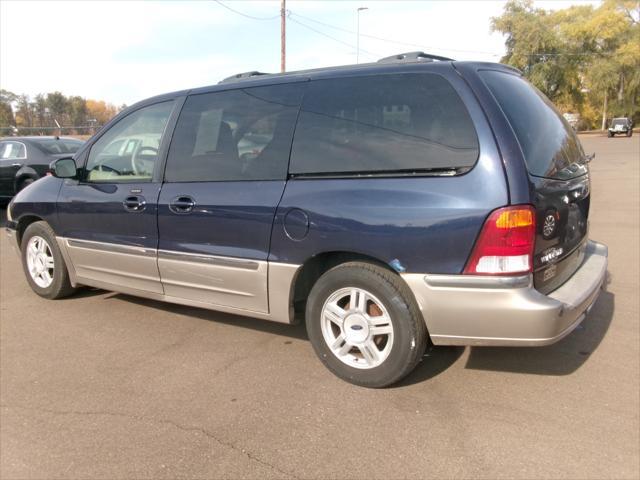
left=479, top=70, right=587, bottom=180
left=612, top=118, right=627, bottom=126
left=32, top=138, right=83, bottom=155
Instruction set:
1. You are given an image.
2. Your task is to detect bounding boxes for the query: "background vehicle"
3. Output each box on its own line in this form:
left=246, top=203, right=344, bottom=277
left=608, top=117, right=633, bottom=137
left=5, top=53, right=607, bottom=387
left=0, top=136, right=84, bottom=200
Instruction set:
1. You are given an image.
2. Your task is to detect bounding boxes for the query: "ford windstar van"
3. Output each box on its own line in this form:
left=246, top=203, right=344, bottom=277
left=5, top=52, right=608, bottom=387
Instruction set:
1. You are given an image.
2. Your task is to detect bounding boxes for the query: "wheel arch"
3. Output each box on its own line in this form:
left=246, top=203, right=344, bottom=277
left=14, top=166, right=39, bottom=192
left=290, top=251, right=405, bottom=319
left=16, top=215, right=45, bottom=247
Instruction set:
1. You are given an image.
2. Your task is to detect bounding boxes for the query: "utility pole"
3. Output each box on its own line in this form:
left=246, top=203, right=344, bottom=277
left=281, top=0, right=286, bottom=73
left=356, top=7, right=368, bottom=64
left=601, top=90, right=608, bottom=131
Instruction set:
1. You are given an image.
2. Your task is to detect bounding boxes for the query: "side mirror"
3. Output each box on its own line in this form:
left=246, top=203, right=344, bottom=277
left=49, top=157, right=77, bottom=178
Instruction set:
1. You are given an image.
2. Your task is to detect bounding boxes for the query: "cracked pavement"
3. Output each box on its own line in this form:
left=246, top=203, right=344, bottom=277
left=1, top=135, right=639, bottom=479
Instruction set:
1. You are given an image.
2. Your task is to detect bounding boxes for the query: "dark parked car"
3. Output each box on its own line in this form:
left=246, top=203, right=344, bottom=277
left=0, top=136, right=84, bottom=200
left=608, top=117, right=633, bottom=137
left=5, top=52, right=608, bottom=387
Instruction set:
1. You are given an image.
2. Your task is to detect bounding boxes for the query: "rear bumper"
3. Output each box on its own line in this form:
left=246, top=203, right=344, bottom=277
left=402, top=240, right=608, bottom=346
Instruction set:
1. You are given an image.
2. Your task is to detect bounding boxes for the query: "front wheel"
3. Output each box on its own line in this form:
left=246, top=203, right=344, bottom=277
left=627, top=130, right=633, bottom=137
left=306, top=262, right=427, bottom=388
left=21, top=221, right=76, bottom=299
left=608, top=131, right=614, bottom=137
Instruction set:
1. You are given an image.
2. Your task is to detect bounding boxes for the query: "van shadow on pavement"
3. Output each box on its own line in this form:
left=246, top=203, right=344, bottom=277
left=397, top=345, right=466, bottom=387
left=108, top=293, right=309, bottom=341
left=396, top=288, right=614, bottom=387
left=110, top=287, right=613, bottom=384
left=464, top=290, right=614, bottom=376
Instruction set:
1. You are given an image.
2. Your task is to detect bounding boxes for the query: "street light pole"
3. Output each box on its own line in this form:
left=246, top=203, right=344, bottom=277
left=356, top=7, right=368, bottom=64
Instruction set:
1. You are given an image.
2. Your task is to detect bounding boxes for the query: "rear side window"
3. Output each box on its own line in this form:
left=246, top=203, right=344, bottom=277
left=165, top=83, right=305, bottom=182
left=0, top=142, right=26, bottom=159
left=479, top=70, right=586, bottom=180
left=289, top=73, right=479, bottom=175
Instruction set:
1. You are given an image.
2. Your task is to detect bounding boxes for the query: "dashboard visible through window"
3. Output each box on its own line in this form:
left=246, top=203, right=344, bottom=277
left=85, top=101, right=174, bottom=183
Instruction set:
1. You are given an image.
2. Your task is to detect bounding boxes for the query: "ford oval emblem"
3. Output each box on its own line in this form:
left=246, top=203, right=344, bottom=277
left=351, top=325, right=364, bottom=331
left=543, top=212, right=558, bottom=239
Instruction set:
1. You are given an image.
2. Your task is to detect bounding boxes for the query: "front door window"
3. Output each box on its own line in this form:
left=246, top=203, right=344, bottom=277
left=85, top=102, right=173, bottom=182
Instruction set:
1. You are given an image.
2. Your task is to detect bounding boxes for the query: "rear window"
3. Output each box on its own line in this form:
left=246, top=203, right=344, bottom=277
left=479, top=70, right=587, bottom=180
left=32, top=138, right=83, bottom=155
left=289, top=73, right=479, bottom=176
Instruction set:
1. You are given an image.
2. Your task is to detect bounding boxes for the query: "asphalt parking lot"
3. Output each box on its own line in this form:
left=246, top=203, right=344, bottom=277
left=0, top=134, right=638, bottom=479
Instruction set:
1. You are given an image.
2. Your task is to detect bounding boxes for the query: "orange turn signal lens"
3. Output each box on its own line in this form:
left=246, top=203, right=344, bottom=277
left=494, top=209, right=534, bottom=229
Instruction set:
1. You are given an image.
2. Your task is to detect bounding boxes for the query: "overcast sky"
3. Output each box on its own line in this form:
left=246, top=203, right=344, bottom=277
left=0, top=0, right=600, bottom=106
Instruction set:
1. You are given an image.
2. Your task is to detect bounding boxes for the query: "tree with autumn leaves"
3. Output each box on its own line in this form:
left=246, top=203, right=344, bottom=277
left=492, top=0, right=640, bottom=129
left=0, top=90, right=122, bottom=133
left=2, top=1, right=637, bottom=133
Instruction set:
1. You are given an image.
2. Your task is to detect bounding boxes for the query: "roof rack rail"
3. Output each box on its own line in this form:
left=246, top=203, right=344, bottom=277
left=377, top=51, right=455, bottom=64
left=219, top=71, right=270, bottom=84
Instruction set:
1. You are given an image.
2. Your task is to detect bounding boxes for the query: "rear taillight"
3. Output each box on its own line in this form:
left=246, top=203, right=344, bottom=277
left=463, top=205, right=536, bottom=275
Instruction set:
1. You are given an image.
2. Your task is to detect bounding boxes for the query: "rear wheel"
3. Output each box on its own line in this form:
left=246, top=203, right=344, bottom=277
left=21, top=221, right=76, bottom=299
left=306, top=262, right=427, bottom=388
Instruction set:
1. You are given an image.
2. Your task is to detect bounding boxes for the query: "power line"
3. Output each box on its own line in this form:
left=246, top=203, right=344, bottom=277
left=210, top=2, right=607, bottom=60
left=212, top=0, right=280, bottom=21
left=289, top=11, right=501, bottom=57
left=289, top=11, right=611, bottom=58
left=288, top=16, right=382, bottom=60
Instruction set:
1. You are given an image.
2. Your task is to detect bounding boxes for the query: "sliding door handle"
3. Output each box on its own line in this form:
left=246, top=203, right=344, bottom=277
left=169, top=196, right=196, bottom=214
left=123, top=195, right=146, bottom=212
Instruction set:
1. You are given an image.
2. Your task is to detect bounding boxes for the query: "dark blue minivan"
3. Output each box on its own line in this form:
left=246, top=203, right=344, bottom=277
left=5, top=53, right=608, bottom=387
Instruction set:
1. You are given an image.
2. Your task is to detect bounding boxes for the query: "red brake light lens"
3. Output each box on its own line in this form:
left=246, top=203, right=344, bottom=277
left=463, top=205, right=536, bottom=275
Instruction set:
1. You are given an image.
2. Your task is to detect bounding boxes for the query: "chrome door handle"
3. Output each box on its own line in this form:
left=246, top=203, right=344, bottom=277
left=123, top=195, right=146, bottom=212
left=11, top=163, right=22, bottom=167
left=169, top=196, right=195, bottom=214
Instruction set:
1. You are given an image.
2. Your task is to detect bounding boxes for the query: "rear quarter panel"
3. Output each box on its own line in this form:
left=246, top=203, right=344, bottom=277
left=270, top=67, right=508, bottom=274
left=270, top=173, right=507, bottom=274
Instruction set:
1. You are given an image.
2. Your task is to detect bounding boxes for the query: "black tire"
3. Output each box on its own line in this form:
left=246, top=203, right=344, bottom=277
left=627, top=130, right=633, bottom=137
left=20, top=221, right=76, bottom=299
left=306, top=262, right=427, bottom=388
left=608, top=132, right=614, bottom=137
left=17, top=177, right=35, bottom=192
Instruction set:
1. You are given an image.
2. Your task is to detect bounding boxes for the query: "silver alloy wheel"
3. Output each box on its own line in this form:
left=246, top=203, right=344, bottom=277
left=320, top=287, right=394, bottom=369
left=26, top=236, right=55, bottom=288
